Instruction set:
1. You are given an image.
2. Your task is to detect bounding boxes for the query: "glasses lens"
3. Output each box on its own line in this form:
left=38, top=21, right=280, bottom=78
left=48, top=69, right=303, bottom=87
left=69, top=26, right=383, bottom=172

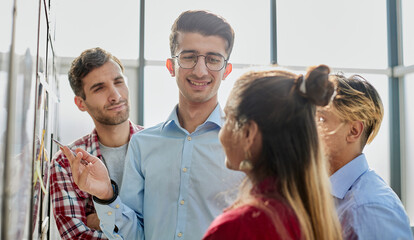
left=205, top=54, right=225, bottom=71
left=178, top=52, right=197, bottom=69
left=177, top=53, right=226, bottom=71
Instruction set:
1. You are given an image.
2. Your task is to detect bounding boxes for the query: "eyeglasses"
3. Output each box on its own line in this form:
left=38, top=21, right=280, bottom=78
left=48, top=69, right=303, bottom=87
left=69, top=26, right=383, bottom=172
left=173, top=52, right=227, bottom=71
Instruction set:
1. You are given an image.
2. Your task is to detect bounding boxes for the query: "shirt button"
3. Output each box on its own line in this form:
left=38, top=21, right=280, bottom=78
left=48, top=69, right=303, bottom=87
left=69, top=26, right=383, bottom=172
left=187, top=136, right=192, bottom=141
left=177, top=232, right=183, bottom=237
left=182, top=167, right=187, bottom=172
left=107, top=211, right=112, bottom=216
left=115, top=204, right=120, bottom=209
left=180, top=200, right=185, bottom=205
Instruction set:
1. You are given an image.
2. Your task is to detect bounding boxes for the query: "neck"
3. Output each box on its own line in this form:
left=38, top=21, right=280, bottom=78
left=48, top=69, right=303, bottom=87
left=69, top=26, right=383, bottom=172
left=177, top=97, right=218, bottom=133
left=329, top=146, right=362, bottom=175
left=93, top=120, right=130, bottom=147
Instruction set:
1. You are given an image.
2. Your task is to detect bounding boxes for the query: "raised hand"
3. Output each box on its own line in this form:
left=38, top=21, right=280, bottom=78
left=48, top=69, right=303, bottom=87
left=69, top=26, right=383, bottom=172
left=61, top=146, right=113, bottom=200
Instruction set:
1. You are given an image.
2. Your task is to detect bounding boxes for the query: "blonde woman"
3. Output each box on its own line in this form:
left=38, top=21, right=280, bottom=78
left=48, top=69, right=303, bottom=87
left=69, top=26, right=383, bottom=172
left=203, top=65, right=342, bottom=240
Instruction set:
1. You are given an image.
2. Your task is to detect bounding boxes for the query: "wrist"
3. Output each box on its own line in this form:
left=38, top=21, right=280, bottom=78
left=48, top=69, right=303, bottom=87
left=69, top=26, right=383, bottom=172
left=101, top=181, right=115, bottom=200
left=93, top=179, right=118, bottom=205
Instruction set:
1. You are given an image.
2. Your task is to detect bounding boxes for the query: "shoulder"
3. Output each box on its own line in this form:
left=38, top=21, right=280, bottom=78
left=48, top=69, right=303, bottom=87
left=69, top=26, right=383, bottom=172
left=204, top=203, right=299, bottom=240
left=131, top=122, right=144, bottom=134
left=339, top=201, right=412, bottom=239
left=338, top=170, right=411, bottom=238
left=345, top=169, right=402, bottom=207
left=130, top=122, right=168, bottom=141
left=203, top=205, right=271, bottom=240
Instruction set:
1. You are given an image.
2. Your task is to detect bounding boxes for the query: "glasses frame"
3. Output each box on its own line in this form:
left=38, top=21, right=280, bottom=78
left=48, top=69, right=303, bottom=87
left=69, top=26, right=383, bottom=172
left=173, top=52, right=228, bottom=71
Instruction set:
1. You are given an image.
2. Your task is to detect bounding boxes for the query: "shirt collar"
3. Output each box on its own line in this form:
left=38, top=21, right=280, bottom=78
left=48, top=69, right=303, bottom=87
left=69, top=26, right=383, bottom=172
left=161, top=104, right=224, bottom=131
left=330, top=153, right=369, bottom=199
left=92, top=120, right=142, bottom=158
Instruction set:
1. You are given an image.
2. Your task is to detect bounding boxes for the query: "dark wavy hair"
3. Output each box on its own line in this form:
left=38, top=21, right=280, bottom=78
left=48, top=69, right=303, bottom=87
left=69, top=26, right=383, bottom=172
left=68, top=47, right=124, bottom=99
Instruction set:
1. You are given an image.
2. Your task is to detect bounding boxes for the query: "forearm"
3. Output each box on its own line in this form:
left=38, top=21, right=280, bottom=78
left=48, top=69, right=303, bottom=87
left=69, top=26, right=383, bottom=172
left=95, top=197, right=144, bottom=240
left=51, top=185, right=107, bottom=239
left=51, top=158, right=107, bottom=239
left=54, top=213, right=107, bottom=240
left=93, top=136, right=146, bottom=240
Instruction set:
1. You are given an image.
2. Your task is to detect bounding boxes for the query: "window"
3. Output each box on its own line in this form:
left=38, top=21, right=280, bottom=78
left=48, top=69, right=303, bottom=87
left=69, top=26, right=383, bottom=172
left=277, top=0, right=387, bottom=69
left=404, top=74, right=414, bottom=225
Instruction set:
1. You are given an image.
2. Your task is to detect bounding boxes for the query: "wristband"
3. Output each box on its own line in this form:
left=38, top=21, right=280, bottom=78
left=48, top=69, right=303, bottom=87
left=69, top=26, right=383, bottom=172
left=93, top=179, right=118, bottom=205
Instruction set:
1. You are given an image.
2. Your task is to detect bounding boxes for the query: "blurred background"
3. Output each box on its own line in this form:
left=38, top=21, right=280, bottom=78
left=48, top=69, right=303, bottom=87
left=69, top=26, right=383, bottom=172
left=1, top=0, right=413, bottom=239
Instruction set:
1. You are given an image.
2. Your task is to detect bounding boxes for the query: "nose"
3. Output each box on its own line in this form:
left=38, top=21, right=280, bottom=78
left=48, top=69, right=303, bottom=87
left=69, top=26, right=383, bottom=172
left=108, top=85, right=122, bottom=103
left=192, top=55, right=209, bottom=78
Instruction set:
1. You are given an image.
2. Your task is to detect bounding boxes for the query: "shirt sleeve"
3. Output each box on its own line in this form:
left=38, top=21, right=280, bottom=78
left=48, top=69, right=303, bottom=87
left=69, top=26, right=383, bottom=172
left=342, top=202, right=413, bottom=240
left=94, top=135, right=145, bottom=240
left=50, top=153, right=107, bottom=240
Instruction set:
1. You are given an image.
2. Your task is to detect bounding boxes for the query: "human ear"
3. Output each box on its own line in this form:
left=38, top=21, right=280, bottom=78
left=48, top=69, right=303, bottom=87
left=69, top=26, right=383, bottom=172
left=242, top=120, right=260, bottom=152
left=347, top=121, right=364, bottom=143
left=222, top=63, right=232, bottom=80
left=74, top=96, right=87, bottom=112
left=166, top=59, right=175, bottom=77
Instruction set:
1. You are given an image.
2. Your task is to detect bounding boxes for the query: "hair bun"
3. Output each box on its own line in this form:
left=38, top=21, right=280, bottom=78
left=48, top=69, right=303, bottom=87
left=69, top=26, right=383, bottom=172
left=302, top=64, right=334, bottom=106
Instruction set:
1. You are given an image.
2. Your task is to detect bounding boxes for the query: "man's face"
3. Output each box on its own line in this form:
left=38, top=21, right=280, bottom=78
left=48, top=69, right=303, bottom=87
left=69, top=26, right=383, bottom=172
left=76, top=59, right=129, bottom=126
left=169, top=32, right=231, bottom=105
left=316, top=105, right=350, bottom=164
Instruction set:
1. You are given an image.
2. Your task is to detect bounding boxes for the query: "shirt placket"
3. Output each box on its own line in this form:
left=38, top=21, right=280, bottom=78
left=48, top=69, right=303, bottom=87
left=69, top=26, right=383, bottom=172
left=174, top=134, right=194, bottom=240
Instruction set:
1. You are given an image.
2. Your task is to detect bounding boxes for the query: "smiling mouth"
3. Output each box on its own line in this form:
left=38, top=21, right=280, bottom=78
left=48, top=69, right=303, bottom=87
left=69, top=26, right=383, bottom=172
left=189, top=80, right=210, bottom=86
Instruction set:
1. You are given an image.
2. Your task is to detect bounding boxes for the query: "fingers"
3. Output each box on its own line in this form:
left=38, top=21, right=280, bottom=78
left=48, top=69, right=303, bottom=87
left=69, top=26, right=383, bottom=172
left=60, top=146, right=74, bottom=164
left=61, top=146, right=84, bottom=184
left=77, top=163, right=91, bottom=192
left=75, top=148, right=99, bottom=164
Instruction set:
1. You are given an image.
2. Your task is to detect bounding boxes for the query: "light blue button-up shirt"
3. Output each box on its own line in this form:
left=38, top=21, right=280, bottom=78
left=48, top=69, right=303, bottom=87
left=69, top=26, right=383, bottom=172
left=95, top=104, right=244, bottom=240
left=330, top=154, right=413, bottom=240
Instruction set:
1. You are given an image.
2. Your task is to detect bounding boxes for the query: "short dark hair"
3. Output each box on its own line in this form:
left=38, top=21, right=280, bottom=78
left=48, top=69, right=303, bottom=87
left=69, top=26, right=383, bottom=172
left=68, top=47, right=124, bottom=99
left=169, top=10, right=235, bottom=59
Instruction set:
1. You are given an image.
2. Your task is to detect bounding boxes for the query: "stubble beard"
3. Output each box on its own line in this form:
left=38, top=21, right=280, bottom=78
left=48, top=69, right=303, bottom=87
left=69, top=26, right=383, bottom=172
left=88, top=101, right=130, bottom=126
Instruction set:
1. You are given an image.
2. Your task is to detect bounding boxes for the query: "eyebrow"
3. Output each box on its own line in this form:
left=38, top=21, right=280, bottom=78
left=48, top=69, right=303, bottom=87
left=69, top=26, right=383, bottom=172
left=316, top=109, right=327, bottom=115
left=179, top=50, right=225, bottom=58
left=89, top=82, right=104, bottom=92
left=114, top=76, right=124, bottom=81
left=179, top=50, right=196, bottom=54
left=89, top=75, right=124, bottom=91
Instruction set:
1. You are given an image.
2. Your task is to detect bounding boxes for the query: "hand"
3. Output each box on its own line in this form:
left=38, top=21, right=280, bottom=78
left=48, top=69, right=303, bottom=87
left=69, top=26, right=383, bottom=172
left=61, top=146, right=113, bottom=200
left=86, top=213, right=101, bottom=231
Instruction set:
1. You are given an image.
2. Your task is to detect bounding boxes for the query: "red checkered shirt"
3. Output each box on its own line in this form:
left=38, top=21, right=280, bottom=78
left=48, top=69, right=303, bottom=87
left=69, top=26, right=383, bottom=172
left=50, top=121, right=143, bottom=240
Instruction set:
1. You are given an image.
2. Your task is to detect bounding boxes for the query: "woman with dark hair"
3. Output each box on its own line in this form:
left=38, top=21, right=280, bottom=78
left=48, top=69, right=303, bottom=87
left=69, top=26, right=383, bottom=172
left=203, top=65, right=343, bottom=240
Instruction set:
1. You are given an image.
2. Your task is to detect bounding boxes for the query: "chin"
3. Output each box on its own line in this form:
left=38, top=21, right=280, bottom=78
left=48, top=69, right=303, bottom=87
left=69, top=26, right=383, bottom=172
left=225, top=158, right=238, bottom=171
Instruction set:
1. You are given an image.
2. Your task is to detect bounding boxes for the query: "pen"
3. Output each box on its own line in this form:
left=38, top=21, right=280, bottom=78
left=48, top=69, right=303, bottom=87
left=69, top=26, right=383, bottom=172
left=53, top=138, right=89, bottom=165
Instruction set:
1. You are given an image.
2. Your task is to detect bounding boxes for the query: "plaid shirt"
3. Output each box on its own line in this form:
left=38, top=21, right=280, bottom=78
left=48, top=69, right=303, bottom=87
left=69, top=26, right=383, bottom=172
left=50, top=121, right=143, bottom=240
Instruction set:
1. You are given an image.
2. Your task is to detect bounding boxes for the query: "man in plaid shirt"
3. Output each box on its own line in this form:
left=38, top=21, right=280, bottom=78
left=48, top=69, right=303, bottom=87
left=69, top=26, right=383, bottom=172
left=50, top=48, right=143, bottom=239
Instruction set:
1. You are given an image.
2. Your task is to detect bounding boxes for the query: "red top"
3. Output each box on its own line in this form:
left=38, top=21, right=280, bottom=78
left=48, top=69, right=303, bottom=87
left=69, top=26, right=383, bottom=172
left=203, top=179, right=301, bottom=240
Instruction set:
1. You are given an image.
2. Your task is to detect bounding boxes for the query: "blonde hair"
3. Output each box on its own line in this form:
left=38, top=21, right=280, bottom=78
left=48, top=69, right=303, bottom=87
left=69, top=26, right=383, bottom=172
left=330, top=74, right=384, bottom=146
left=227, top=66, right=342, bottom=240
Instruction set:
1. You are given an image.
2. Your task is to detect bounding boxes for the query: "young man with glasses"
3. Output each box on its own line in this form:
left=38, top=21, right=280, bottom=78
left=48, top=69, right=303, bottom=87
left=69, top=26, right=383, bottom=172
left=62, top=10, right=244, bottom=240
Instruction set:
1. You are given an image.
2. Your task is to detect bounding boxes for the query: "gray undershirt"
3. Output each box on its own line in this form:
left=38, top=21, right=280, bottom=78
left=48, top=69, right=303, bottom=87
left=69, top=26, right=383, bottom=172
left=98, top=142, right=128, bottom=187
